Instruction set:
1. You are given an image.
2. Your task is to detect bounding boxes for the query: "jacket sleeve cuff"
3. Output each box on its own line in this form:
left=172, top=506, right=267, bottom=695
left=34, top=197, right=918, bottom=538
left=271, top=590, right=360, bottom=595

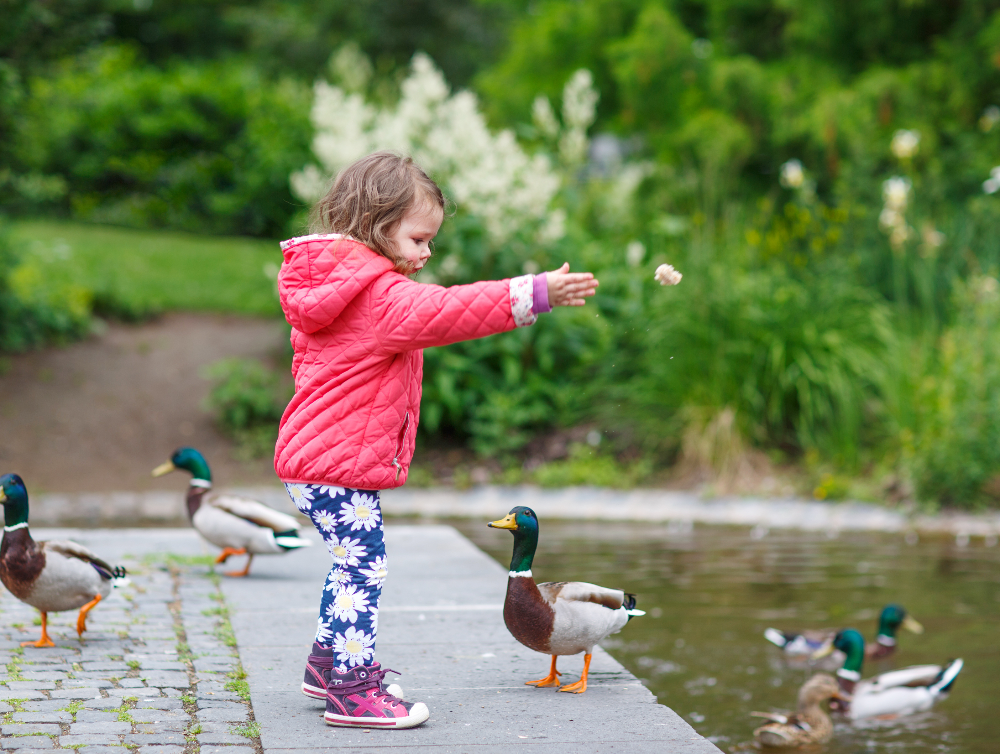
left=531, top=273, right=551, bottom=314
left=509, top=274, right=538, bottom=327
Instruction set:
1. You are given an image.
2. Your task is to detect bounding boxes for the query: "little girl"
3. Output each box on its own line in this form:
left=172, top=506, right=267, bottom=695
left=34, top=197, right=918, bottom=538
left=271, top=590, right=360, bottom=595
left=275, top=151, right=598, bottom=729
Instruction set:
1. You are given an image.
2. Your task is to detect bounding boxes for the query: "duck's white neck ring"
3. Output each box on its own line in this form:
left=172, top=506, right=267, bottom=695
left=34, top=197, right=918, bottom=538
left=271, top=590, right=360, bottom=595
left=837, top=668, right=861, bottom=682
left=509, top=570, right=532, bottom=578
left=190, top=479, right=212, bottom=489
left=4, top=522, right=29, bottom=532
left=876, top=635, right=896, bottom=646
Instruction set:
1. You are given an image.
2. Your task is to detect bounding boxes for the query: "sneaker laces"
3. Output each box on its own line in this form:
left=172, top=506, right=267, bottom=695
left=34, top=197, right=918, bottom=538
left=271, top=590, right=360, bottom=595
left=328, top=666, right=402, bottom=699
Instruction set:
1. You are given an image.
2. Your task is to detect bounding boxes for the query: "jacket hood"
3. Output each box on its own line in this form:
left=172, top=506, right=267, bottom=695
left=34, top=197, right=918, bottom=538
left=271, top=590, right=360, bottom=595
left=278, top=234, right=395, bottom=334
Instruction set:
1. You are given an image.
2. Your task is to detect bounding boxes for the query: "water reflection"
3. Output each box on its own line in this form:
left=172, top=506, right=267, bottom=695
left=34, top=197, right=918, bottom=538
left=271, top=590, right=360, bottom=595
left=457, top=520, right=1000, bottom=753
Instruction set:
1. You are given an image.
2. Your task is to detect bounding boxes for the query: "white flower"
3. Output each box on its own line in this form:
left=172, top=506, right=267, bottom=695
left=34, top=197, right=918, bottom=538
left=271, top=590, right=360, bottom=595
left=312, top=509, right=338, bottom=533
left=318, top=486, right=346, bottom=498
left=294, top=50, right=568, bottom=247
left=779, top=159, right=804, bottom=189
left=562, top=69, right=599, bottom=132
left=359, top=555, right=389, bottom=588
left=984, top=169, right=1000, bottom=195
left=879, top=208, right=903, bottom=231
left=333, top=626, right=375, bottom=667
left=324, top=568, right=351, bottom=590
left=327, top=535, right=367, bottom=566
left=654, top=264, right=683, bottom=286
left=315, top=617, right=333, bottom=645
left=882, top=177, right=911, bottom=212
left=327, top=584, right=371, bottom=623
left=340, top=492, right=381, bottom=531
left=890, top=129, right=920, bottom=160
left=626, top=241, right=646, bottom=267
left=369, top=604, right=379, bottom=635
left=284, top=484, right=315, bottom=512
left=532, top=95, right=559, bottom=139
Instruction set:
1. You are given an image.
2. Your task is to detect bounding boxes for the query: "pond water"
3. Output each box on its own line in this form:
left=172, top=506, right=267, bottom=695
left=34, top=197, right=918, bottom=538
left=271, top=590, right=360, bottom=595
left=453, top=519, right=1000, bottom=753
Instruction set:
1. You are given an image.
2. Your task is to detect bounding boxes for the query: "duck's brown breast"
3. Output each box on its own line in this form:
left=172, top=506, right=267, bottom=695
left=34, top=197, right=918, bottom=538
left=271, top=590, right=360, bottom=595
left=503, top=577, right=555, bottom=654
left=0, top=531, right=45, bottom=600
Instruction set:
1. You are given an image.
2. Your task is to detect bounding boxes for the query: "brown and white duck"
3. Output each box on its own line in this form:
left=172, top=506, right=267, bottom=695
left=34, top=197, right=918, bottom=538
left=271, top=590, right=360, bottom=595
left=488, top=506, right=644, bottom=693
left=152, top=447, right=311, bottom=577
left=0, top=473, right=128, bottom=647
left=751, top=673, right=846, bottom=748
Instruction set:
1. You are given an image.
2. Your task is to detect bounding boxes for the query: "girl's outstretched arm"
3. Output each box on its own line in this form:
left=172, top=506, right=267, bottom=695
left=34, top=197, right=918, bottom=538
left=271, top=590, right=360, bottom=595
left=545, top=262, right=599, bottom=307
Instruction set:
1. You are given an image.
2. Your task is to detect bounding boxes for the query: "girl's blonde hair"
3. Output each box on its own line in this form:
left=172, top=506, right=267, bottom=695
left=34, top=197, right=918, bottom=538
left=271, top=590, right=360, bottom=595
left=310, top=152, right=446, bottom=271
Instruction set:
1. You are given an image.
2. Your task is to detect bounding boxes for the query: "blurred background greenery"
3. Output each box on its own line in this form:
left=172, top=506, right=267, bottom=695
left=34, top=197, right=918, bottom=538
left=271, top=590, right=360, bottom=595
left=3, top=0, right=1000, bottom=507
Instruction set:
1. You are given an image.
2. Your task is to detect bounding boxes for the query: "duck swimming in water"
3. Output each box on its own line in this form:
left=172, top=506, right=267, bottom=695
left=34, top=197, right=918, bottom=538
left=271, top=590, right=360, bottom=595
left=751, top=673, right=846, bottom=748
left=813, top=628, right=963, bottom=719
left=764, top=603, right=923, bottom=660
left=488, top=506, right=644, bottom=693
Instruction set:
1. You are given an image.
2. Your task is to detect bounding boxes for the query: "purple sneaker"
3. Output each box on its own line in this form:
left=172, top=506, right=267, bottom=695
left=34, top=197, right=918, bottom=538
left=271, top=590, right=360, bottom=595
left=324, top=665, right=429, bottom=729
left=302, top=642, right=334, bottom=699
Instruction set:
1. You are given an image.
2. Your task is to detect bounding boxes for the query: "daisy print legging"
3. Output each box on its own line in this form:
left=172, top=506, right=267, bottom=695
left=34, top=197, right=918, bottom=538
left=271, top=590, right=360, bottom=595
left=284, top=483, right=387, bottom=669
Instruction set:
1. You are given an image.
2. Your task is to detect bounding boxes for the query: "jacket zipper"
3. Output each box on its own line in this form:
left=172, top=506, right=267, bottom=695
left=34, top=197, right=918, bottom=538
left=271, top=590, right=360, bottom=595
left=392, top=412, right=409, bottom=480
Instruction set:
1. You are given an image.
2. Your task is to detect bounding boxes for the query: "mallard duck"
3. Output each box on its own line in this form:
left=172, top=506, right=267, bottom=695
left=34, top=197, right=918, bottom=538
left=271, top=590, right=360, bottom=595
left=764, top=603, right=923, bottom=660
left=152, top=447, right=311, bottom=577
left=751, top=673, right=846, bottom=748
left=0, top=473, right=128, bottom=647
left=813, top=628, right=963, bottom=719
left=487, top=506, right=644, bottom=694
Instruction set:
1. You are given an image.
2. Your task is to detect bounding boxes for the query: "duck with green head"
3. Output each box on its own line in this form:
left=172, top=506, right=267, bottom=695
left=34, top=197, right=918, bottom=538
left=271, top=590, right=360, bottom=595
left=152, top=447, right=311, bottom=577
left=488, top=506, right=644, bottom=694
left=0, top=473, right=127, bottom=647
left=812, top=628, right=963, bottom=719
left=764, top=603, right=923, bottom=660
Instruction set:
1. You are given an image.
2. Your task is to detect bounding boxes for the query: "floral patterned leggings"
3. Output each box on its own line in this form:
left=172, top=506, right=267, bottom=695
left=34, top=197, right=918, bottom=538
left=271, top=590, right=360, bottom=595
left=283, top=483, right=387, bottom=670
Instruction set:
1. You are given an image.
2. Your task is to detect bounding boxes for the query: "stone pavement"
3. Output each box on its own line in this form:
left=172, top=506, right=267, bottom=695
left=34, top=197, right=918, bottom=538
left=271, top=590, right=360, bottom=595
left=0, top=530, right=256, bottom=754
left=1, top=526, right=719, bottom=754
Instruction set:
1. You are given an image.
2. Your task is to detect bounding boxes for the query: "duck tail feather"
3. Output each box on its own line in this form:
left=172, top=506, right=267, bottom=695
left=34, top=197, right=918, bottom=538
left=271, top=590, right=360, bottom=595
left=274, top=536, right=312, bottom=550
left=931, top=658, right=963, bottom=695
left=764, top=627, right=790, bottom=648
left=622, top=593, right=644, bottom=619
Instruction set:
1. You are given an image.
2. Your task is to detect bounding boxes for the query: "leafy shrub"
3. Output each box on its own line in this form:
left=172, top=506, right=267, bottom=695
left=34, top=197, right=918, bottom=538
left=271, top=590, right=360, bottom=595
left=14, top=45, right=312, bottom=237
left=0, top=222, right=92, bottom=352
left=204, top=358, right=291, bottom=459
left=532, top=443, right=652, bottom=488
left=893, top=275, right=1000, bottom=507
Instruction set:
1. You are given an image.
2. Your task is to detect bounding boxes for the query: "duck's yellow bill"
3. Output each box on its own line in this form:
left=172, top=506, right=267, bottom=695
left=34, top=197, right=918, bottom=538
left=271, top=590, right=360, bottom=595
left=0, top=489, right=6, bottom=503
left=902, top=615, right=924, bottom=634
left=151, top=461, right=176, bottom=478
left=488, top=513, right=517, bottom=530
left=811, top=641, right=835, bottom=660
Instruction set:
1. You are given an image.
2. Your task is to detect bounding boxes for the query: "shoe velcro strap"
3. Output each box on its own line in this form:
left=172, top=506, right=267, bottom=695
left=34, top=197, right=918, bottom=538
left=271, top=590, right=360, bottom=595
left=308, top=654, right=335, bottom=668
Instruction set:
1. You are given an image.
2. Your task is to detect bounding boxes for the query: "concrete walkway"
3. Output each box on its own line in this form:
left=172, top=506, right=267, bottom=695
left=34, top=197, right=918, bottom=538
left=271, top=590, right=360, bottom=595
left=0, top=526, right=719, bottom=754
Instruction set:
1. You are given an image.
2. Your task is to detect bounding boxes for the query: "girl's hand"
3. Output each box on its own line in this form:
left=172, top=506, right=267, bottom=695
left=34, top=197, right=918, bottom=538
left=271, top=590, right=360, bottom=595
left=546, top=262, right=599, bottom=307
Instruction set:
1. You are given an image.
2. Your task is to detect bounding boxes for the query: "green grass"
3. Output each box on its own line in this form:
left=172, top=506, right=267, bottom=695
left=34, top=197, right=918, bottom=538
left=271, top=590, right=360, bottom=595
left=10, top=220, right=283, bottom=317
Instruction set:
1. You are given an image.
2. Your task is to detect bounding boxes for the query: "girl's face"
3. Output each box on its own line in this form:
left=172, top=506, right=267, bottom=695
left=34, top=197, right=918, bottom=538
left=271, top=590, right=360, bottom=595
left=391, top=201, right=443, bottom=272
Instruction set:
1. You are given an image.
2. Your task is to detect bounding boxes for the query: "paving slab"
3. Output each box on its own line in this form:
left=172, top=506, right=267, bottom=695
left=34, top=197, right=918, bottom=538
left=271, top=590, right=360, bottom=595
left=221, top=524, right=719, bottom=753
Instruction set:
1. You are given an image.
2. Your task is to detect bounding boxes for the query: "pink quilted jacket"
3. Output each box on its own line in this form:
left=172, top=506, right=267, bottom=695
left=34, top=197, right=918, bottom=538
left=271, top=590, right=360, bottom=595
left=274, top=234, right=538, bottom=489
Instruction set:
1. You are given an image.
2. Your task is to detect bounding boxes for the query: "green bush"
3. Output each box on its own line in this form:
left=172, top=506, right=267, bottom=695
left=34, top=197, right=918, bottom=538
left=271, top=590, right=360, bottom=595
left=890, top=276, right=1000, bottom=507
left=204, top=358, right=291, bottom=459
left=14, top=45, right=312, bottom=237
left=0, top=221, right=92, bottom=352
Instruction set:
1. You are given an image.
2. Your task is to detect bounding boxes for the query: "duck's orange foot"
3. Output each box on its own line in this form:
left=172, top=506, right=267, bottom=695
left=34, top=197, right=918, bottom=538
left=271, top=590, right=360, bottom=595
left=558, top=652, right=591, bottom=694
left=76, top=594, right=102, bottom=636
left=224, top=554, right=253, bottom=578
left=20, top=636, right=55, bottom=648
left=215, top=547, right=247, bottom=564
left=22, top=612, right=55, bottom=647
left=526, top=656, right=561, bottom=688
